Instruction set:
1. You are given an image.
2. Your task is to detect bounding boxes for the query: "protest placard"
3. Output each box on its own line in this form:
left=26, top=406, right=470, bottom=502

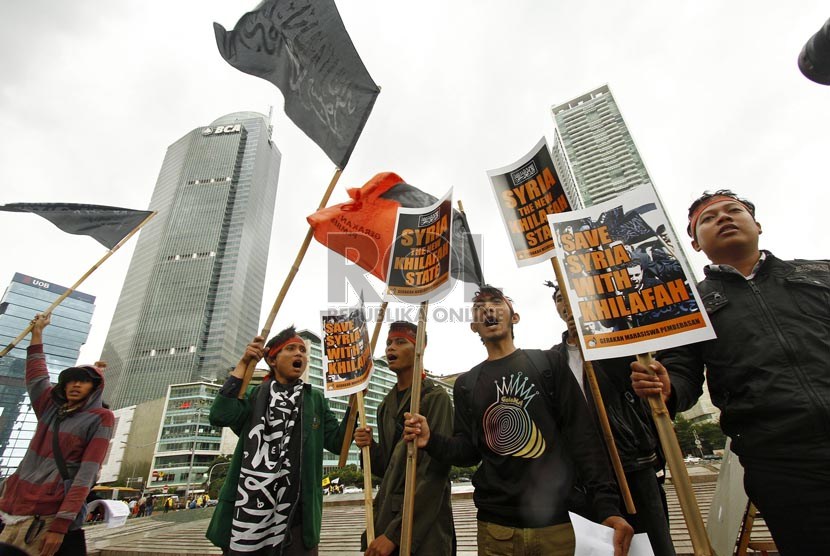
left=487, top=138, right=571, bottom=267
left=548, top=186, right=715, bottom=360
left=320, top=305, right=373, bottom=397
left=385, top=189, right=453, bottom=302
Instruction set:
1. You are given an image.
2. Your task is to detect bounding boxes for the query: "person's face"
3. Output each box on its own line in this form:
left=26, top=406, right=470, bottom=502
left=628, top=265, right=644, bottom=290
left=554, top=291, right=578, bottom=339
left=385, top=336, right=415, bottom=373
left=65, top=379, right=95, bottom=404
left=470, top=295, right=519, bottom=342
left=692, top=201, right=761, bottom=261
left=267, top=341, right=308, bottom=384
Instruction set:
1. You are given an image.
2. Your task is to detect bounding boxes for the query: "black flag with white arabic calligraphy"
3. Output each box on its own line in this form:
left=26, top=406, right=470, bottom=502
left=214, top=0, right=380, bottom=168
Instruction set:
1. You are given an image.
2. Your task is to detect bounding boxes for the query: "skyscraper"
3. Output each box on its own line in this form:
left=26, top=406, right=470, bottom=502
left=102, top=111, right=281, bottom=409
left=0, top=273, right=95, bottom=476
left=551, top=84, right=653, bottom=208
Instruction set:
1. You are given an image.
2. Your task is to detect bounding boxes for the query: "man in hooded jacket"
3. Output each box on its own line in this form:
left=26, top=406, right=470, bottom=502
left=0, top=313, right=114, bottom=556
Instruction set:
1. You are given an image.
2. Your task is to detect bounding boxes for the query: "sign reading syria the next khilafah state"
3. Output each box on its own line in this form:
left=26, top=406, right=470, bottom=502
left=487, top=137, right=571, bottom=267
left=385, top=188, right=454, bottom=302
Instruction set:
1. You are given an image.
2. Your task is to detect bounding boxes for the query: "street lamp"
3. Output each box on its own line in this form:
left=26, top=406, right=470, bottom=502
left=120, top=439, right=162, bottom=491
left=205, top=461, right=230, bottom=495
left=183, top=408, right=205, bottom=500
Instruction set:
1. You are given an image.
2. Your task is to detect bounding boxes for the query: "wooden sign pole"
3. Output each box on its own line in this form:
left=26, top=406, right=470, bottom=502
left=398, top=301, right=428, bottom=556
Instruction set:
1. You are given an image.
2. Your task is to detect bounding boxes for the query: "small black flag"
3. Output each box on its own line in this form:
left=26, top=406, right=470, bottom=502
left=0, top=203, right=153, bottom=249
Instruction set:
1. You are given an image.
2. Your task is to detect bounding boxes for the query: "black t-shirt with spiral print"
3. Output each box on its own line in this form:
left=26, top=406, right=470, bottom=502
left=449, top=349, right=620, bottom=528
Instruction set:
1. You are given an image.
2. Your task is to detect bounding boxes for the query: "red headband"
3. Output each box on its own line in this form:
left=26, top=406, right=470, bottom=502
left=388, top=329, right=418, bottom=345
left=688, top=196, right=752, bottom=239
left=267, top=336, right=304, bottom=359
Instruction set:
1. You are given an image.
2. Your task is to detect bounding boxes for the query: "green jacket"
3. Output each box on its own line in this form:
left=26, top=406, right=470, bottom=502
left=205, top=380, right=348, bottom=550
left=365, top=378, right=454, bottom=554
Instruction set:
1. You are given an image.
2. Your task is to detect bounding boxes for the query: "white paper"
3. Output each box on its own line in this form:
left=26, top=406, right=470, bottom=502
left=569, top=512, right=655, bottom=556
left=87, top=499, right=130, bottom=528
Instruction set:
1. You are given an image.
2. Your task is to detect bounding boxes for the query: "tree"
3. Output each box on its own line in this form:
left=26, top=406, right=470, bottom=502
left=673, top=415, right=696, bottom=455
left=205, top=455, right=232, bottom=498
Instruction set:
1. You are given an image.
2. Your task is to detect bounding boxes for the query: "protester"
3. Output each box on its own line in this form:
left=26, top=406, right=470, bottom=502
left=163, top=497, right=173, bottom=514
left=206, top=326, right=351, bottom=555
left=551, top=284, right=674, bottom=556
left=353, top=321, right=454, bottom=556
left=404, top=286, right=633, bottom=556
left=631, top=190, right=830, bottom=555
left=0, top=313, right=113, bottom=556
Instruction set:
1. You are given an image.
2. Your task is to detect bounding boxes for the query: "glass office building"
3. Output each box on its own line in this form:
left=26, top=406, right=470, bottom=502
left=147, top=381, right=221, bottom=494
left=102, top=112, right=281, bottom=409
left=0, top=273, right=95, bottom=476
left=551, top=84, right=654, bottom=208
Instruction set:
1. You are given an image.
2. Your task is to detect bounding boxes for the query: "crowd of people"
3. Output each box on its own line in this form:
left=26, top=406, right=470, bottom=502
left=0, top=190, right=826, bottom=556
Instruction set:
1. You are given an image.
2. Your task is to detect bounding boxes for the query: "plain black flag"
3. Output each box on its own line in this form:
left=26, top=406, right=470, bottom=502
left=0, top=203, right=153, bottom=249
left=214, top=0, right=380, bottom=169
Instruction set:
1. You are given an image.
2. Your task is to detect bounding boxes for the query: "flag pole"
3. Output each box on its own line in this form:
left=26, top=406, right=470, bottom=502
left=355, top=388, right=375, bottom=543
left=338, top=302, right=388, bottom=544
left=456, top=200, right=485, bottom=285
left=0, top=211, right=157, bottom=358
left=550, top=258, right=636, bottom=514
left=399, top=300, right=428, bottom=556
left=638, top=352, right=713, bottom=555
left=339, top=300, right=388, bottom=467
left=238, top=168, right=343, bottom=397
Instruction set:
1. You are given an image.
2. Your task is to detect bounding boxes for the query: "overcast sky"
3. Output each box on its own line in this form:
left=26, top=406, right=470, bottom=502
left=2, top=1, right=828, bottom=378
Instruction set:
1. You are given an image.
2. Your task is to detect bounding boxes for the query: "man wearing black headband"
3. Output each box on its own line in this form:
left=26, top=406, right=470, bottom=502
left=405, top=286, right=633, bottom=556
left=0, top=314, right=113, bottom=556
left=354, top=321, right=454, bottom=556
left=206, top=327, right=351, bottom=556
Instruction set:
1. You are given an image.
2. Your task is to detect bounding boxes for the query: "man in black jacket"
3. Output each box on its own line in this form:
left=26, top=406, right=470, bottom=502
left=631, top=190, right=830, bottom=555
left=405, top=286, right=633, bottom=556
left=551, top=285, right=674, bottom=556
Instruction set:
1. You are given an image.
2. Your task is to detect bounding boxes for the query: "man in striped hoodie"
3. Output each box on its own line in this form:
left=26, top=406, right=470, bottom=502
left=0, top=313, right=114, bottom=556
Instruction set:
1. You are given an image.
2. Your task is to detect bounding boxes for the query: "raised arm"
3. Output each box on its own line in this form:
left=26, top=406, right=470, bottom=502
left=26, top=313, right=53, bottom=418
left=209, top=336, right=264, bottom=432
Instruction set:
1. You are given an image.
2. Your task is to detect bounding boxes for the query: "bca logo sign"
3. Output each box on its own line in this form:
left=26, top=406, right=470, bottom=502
left=202, top=124, right=241, bottom=136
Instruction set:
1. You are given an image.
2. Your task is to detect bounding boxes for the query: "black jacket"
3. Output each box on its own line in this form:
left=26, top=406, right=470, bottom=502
left=658, top=253, right=830, bottom=461
left=554, top=338, right=659, bottom=472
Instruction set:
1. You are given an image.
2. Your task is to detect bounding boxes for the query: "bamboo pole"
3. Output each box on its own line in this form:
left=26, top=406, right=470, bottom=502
left=339, top=301, right=388, bottom=466
left=398, top=301, right=428, bottom=556
left=238, top=168, right=342, bottom=397
left=550, top=258, right=635, bottom=514
left=456, top=200, right=485, bottom=286
left=0, top=211, right=158, bottom=357
left=638, top=352, right=713, bottom=556
left=355, top=390, right=375, bottom=542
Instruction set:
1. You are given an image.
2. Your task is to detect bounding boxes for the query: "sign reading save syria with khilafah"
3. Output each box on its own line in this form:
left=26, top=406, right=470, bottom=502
left=385, top=188, right=453, bottom=302
left=320, top=304, right=373, bottom=398
left=487, top=137, right=571, bottom=267
left=548, top=186, right=715, bottom=360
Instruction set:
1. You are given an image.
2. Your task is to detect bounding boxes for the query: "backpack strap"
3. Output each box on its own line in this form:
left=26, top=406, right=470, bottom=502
left=523, top=348, right=558, bottom=408
left=51, top=415, right=72, bottom=482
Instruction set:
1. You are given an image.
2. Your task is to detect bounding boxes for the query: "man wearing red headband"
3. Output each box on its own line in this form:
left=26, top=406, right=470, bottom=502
left=405, top=286, right=633, bottom=556
left=631, top=189, right=830, bottom=555
left=207, top=326, right=350, bottom=555
left=353, top=321, right=454, bottom=556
